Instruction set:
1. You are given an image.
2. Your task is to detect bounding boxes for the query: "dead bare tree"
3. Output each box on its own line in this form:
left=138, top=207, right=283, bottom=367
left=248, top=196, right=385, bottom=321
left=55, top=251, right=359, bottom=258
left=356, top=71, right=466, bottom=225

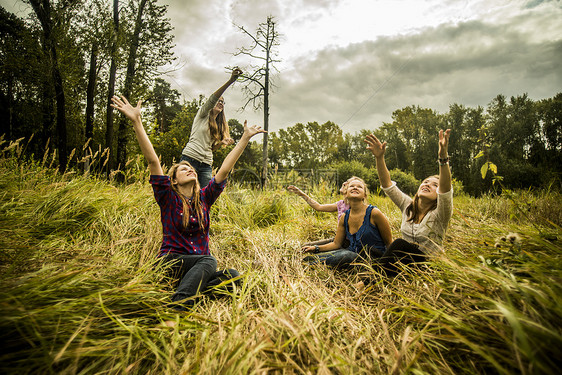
left=230, top=16, right=281, bottom=186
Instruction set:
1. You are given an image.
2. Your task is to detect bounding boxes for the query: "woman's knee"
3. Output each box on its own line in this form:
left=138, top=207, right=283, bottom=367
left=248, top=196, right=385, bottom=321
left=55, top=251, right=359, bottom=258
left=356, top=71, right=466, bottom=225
left=198, top=255, right=218, bottom=272
left=325, top=250, right=358, bottom=267
left=387, top=238, right=411, bottom=252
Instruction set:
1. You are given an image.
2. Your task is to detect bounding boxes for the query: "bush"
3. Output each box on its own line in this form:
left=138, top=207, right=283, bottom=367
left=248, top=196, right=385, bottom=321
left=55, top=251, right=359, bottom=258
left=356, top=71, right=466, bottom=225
left=329, top=160, right=379, bottom=192
left=389, top=169, right=420, bottom=196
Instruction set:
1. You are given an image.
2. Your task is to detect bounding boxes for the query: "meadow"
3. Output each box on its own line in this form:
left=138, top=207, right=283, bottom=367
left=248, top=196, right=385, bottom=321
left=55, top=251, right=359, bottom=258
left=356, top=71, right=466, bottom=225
left=0, top=140, right=561, bottom=374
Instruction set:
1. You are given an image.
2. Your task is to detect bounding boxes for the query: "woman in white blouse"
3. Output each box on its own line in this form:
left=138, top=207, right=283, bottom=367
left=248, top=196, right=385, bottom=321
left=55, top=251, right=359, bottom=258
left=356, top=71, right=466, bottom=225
left=365, top=129, right=453, bottom=276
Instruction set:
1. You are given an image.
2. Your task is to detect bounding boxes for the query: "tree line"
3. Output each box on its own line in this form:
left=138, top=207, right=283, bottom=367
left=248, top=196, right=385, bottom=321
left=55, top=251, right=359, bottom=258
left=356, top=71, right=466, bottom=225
left=268, top=94, right=561, bottom=196
left=143, top=89, right=561, bottom=196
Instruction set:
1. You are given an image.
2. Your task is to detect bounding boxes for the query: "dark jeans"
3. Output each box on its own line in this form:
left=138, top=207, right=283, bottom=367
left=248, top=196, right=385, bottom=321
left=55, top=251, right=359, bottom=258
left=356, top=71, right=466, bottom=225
left=161, top=253, right=240, bottom=307
left=180, top=155, right=213, bottom=188
left=303, top=249, right=360, bottom=269
left=377, top=238, right=427, bottom=277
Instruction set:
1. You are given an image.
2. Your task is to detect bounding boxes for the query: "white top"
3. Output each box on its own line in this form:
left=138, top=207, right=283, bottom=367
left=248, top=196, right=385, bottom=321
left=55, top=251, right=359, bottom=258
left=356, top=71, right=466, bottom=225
left=181, top=94, right=219, bottom=165
left=382, top=181, right=453, bottom=255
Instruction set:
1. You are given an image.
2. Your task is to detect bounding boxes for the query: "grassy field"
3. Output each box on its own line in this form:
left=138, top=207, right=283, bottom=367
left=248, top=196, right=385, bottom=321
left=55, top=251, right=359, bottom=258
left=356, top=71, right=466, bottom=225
left=0, top=142, right=561, bottom=374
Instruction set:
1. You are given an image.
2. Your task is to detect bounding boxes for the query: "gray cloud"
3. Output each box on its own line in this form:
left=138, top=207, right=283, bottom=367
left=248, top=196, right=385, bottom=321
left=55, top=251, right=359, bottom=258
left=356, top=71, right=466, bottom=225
left=262, top=15, right=562, bottom=133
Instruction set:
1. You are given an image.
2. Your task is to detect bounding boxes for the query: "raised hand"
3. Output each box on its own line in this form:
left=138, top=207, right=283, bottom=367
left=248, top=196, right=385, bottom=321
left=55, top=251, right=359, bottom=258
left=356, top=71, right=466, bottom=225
left=439, top=129, right=451, bottom=158
left=242, top=120, right=266, bottom=140
left=230, top=67, right=243, bottom=82
left=287, top=185, right=304, bottom=195
left=364, top=134, right=387, bottom=158
left=221, top=138, right=235, bottom=146
left=111, top=96, right=142, bottom=122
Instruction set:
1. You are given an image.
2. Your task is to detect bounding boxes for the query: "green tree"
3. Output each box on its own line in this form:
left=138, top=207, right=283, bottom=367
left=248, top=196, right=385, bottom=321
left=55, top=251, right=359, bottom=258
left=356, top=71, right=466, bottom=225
left=146, top=78, right=181, bottom=133
left=445, top=104, right=486, bottom=195
left=150, top=97, right=199, bottom=167
left=268, top=121, right=344, bottom=169
left=535, top=93, right=562, bottom=181
left=0, top=7, right=46, bottom=152
left=487, top=94, right=541, bottom=188
left=382, top=106, right=442, bottom=180
left=28, top=0, right=79, bottom=171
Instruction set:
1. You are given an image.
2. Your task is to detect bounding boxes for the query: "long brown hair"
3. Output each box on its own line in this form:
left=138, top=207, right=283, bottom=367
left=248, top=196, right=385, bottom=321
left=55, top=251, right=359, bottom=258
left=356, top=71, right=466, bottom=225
left=168, top=161, right=205, bottom=231
left=209, top=106, right=230, bottom=148
left=406, top=175, right=439, bottom=223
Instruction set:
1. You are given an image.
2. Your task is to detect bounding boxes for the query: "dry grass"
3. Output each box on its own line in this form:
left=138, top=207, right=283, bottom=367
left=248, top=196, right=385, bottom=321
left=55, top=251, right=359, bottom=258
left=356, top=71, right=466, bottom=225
left=0, top=140, right=561, bottom=374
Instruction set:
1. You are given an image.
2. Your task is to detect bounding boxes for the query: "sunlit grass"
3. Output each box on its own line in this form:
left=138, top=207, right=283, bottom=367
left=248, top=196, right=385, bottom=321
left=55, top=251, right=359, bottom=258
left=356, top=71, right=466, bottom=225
left=0, top=140, right=561, bottom=374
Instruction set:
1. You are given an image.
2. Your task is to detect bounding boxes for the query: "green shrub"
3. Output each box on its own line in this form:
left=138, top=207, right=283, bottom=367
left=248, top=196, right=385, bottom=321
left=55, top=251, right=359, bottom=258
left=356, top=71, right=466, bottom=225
left=329, top=160, right=379, bottom=192
left=389, top=168, right=420, bottom=196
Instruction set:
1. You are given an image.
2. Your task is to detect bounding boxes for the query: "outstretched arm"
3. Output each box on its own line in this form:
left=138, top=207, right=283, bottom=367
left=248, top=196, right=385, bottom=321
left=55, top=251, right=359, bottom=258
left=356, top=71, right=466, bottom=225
left=212, top=67, right=243, bottom=99
left=438, top=129, right=452, bottom=193
left=212, top=137, right=235, bottom=151
left=302, top=216, right=346, bottom=253
left=111, top=96, right=163, bottom=176
left=287, top=185, right=338, bottom=212
left=214, top=121, right=265, bottom=184
left=365, top=134, right=391, bottom=188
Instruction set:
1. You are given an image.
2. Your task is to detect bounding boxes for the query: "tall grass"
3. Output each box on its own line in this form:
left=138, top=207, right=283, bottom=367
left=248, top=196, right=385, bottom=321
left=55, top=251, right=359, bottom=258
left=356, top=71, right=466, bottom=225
left=0, top=141, right=561, bottom=374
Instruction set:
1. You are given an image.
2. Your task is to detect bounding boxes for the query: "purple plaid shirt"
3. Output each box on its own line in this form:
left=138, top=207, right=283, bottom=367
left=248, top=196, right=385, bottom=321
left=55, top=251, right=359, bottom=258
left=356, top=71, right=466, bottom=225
left=149, top=175, right=227, bottom=257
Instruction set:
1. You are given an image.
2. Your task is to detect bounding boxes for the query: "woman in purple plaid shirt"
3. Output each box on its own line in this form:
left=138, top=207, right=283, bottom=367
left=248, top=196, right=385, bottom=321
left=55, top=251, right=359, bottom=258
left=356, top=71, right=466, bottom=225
left=111, top=95, right=265, bottom=311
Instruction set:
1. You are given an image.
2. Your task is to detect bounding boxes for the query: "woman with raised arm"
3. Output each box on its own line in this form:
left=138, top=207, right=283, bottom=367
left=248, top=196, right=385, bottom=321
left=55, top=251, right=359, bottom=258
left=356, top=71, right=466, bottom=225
left=287, top=180, right=350, bottom=246
left=180, top=68, right=243, bottom=188
left=301, top=177, right=392, bottom=269
left=111, top=95, right=265, bottom=311
left=365, top=129, right=453, bottom=276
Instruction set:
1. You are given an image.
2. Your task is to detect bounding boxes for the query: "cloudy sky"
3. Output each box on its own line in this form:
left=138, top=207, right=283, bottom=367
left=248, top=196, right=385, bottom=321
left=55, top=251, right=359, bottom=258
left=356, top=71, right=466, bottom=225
left=3, top=0, right=561, bottom=134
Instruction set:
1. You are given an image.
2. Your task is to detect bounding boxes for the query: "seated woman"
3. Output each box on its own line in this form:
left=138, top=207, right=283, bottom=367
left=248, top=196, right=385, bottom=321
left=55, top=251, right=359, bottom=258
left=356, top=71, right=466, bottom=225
left=111, top=95, right=265, bottom=311
left=365, top=129, right=453, bottom=276
left=287, top=180, right=350, bottom=246
left=301, top=177, right=392, bottom=268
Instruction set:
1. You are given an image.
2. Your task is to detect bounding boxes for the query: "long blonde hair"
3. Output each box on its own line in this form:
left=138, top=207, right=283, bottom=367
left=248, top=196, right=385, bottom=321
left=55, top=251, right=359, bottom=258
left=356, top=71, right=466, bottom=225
left=168, top=161, right=205, bottom=231
left=209, top=106, right=230, bottom=149
left=406, top=175, right=439, bottom=222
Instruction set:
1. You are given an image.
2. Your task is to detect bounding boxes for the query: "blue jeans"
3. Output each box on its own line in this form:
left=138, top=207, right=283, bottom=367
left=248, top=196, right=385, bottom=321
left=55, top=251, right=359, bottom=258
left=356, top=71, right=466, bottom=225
left=303, top=249, right=360, bottom=269
left=180, top=155, right=213, bottom=188
left=161, top=253, right=240, bottom=307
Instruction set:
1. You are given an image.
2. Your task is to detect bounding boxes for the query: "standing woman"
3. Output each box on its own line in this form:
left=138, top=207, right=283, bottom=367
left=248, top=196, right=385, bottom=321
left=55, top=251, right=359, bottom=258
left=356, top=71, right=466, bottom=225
left=181, top=68, right=243, bottom=188
left=301, top=177, right=392, bottom=268
left=365, top=129, right=453, bottom=276
left=111, top=95, right=265, bottom=310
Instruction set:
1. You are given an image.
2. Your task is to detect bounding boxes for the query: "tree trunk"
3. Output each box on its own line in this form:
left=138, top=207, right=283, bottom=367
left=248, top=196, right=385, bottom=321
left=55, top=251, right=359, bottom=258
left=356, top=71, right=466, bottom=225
left=84, top=42, right=98, bottom=174
left=6, top=76, right=13, bottom=139
left=116, top=0, right=148, bottom=178
left=261, top=18, right=272, bottom=188
left=105, top=0, right=119, bottom=175
left=30, top=0, right=67, bottom=172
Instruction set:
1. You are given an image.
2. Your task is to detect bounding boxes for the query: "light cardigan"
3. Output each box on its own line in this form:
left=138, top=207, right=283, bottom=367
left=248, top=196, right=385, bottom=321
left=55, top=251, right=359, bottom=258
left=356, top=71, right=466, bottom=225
left=382, top=181, right=453, bottom=255
left=181, top=94, right=219, bottom=166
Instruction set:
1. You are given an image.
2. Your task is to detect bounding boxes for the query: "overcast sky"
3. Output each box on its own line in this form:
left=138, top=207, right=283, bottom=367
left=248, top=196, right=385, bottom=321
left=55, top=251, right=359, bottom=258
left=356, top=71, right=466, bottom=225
left=2, top=0, right=561, bottom=135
